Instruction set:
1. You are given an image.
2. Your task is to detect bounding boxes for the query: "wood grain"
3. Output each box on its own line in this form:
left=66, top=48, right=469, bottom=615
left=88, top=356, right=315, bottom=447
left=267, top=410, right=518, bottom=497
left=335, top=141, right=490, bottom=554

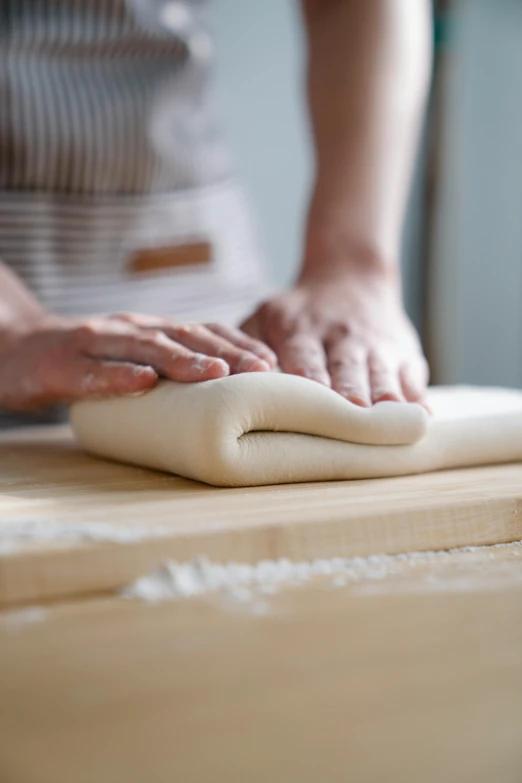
left=1, top=544, right=521, bottom=783
left=1, top=426, right=522, bottom=607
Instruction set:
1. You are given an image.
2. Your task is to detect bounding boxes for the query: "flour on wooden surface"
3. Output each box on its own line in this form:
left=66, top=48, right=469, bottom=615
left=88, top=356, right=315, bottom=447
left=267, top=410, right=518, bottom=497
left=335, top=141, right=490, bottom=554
left=122, top=539, right=522, bottom=604
left=0, top=606, right=47, bottom=633
left=0, top=517, right=168, bottom=554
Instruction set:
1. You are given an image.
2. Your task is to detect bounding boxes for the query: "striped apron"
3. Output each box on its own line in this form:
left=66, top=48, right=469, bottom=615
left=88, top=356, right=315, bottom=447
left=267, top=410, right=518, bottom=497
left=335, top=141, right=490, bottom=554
left=0, top=0, right=270, bottom=425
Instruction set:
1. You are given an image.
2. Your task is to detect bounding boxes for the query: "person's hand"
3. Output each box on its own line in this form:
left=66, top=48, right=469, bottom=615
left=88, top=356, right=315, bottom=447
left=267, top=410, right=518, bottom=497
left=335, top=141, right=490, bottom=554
left=242, top=266, right=428, bottom=407
left=0, top=312, right=277, bottom=412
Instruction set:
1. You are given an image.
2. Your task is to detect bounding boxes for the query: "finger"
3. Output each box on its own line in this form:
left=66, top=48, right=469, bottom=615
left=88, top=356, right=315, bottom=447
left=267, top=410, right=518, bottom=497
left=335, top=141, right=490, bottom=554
left=107, top=312, right=148, bottom=324
left=400, top=360, right=430, bottom=408
left=73, top=324, right=230, bottom=382
left=276, top=334, right=330, bottom=386
left=368, top=352, right=406, bottom=404
left=108, top=316, right=273, bottom=373
left=331, top=363, right=372, bottom=407
left=325, top=338, right=371, bottom=406
left=58, top=360, right=158, bottom=401
left=207, top=323, right=278, bottom=368
left=165, top=324, right=271, bottom=374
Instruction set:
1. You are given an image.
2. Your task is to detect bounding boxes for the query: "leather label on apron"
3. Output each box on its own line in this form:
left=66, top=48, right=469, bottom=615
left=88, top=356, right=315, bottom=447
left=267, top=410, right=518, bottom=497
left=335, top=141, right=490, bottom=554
left=129, top=240, right=213, bottom=275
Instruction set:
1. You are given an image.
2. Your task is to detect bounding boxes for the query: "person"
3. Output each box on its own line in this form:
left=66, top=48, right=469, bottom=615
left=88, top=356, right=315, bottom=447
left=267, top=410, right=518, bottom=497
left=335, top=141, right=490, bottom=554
left=0, top=0, right=432, bottom=427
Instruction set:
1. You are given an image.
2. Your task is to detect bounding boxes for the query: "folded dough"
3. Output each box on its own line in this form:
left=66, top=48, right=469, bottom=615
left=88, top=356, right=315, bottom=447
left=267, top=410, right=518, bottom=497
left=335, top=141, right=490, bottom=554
left=70, top=373, right=522, bottom=487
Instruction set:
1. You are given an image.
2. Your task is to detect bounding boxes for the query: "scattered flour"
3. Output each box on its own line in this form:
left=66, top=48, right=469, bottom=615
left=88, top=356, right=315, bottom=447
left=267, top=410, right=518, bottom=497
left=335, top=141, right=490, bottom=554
left=122, top=539, right=522, bottom=604
left=0, top=606, right=47, bottom=633
left=0, top=517, right=168, bottom=554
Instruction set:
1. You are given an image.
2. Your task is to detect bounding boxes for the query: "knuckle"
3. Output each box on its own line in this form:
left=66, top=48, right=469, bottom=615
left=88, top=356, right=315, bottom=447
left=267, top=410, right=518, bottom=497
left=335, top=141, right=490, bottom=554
left=368, top=350, right=394, bottom=373
left=174, top=323, right=195, bottom=336
left=221, top=343, right=243, bottom=358
left=327, top=321, right=352, bottom=342
left=262, top=301, right=287, bottom=326
left=328, top=359, right=346, bottom=373
left=147, top=328, right=166, bottom=341
left=109, top=311, right=134, bottom=322
left=173, top=323, right=206, bottom=340
left=258, top=300, right=278, bottom=318
left=71, top=322, right=99, bottom=343
left=332, top=344, right=366, bottom=366
left=230, top=328, right=250, bottom=344
left=129, top=329, right=164, bottom=352
left=284, top=329, right=316, bottom=349
left=261, top=304, right=307, bottom=342
left=329, top=346, right=365, bottom=368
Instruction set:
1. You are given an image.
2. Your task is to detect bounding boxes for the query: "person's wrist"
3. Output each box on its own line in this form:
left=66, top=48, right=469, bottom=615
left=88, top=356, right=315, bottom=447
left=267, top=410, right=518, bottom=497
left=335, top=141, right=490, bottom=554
left=300, top=203, right=400, bottom=282
left=299, top=231, right=401, bottom=287
left=0, top=307, right=61, bottom=351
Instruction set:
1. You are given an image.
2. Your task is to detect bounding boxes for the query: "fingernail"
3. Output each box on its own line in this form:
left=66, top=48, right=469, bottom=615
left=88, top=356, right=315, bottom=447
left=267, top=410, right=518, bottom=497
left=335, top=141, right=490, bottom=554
left=191, top=355, right=207, bottom=373
left=132, top=364, right=155, bottom=377
left=353, top=399, right=371, bottom=408
left=373, top=393, right=404, bottom=404
left=191, top=354, right=229, bottom=376
left=208, top=358, right=230, bottom=374
left=345, top=394, right=371, bottom=407
left=191, top=354, right=219, bottom=372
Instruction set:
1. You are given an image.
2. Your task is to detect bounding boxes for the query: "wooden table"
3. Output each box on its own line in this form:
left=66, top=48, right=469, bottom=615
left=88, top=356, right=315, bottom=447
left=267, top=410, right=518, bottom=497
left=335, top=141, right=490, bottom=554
left=1, top=427, right=522, bottom=782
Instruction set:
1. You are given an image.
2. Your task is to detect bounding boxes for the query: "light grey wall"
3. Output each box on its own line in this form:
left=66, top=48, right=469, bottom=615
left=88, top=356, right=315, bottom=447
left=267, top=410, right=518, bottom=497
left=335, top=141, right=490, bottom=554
left=212, top=0, right=424, bottom=324
left=429, top=0, right=522, bottom=386
left=212, top=0, right=311, bottom=288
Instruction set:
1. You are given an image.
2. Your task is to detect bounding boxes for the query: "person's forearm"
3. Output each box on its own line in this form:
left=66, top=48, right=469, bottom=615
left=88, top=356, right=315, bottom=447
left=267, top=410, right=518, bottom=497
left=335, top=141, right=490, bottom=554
left=0, top=261, right=48, bottom=339
left=301, top=0, right=432, bottom=278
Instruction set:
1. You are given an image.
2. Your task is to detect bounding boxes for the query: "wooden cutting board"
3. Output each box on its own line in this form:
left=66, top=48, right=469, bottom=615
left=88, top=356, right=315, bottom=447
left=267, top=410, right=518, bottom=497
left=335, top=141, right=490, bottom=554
left=1, top=425, right=522, bottom=607
left=1, top=542, right=522, bottom=783
left=2, top=428, right=522, bottom=783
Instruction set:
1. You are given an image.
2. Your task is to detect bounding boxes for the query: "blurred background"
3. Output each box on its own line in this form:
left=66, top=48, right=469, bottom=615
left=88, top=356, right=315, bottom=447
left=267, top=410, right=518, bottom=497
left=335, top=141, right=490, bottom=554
left=213, top=0, right=522, bottom=389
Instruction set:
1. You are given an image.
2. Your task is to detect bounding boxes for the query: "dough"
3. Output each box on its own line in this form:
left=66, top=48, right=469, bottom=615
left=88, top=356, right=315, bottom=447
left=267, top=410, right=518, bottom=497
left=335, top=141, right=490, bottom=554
left=70, top=373, right=522, bottom=487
